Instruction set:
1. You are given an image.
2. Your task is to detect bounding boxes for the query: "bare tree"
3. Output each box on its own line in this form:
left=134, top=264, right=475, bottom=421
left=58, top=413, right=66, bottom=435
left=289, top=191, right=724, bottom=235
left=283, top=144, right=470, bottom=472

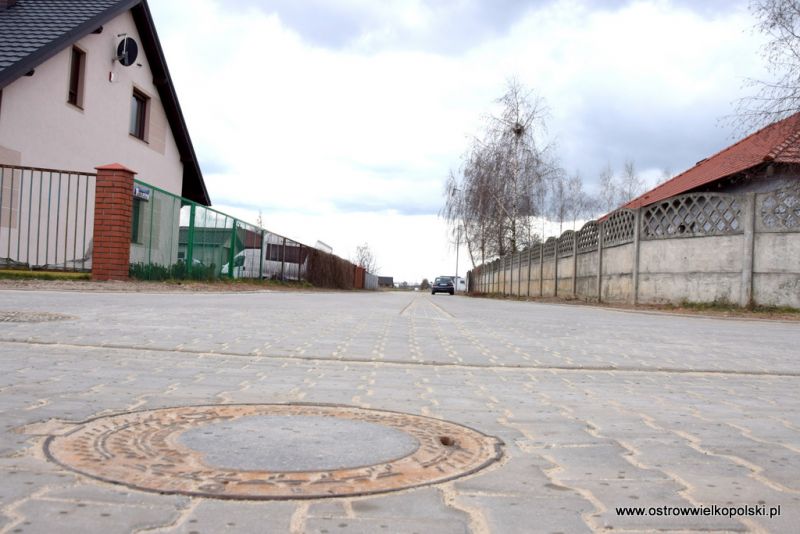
left=256, top=210, right=264, bottom=229
left=566, top=173, right=592, bottom=230
left=738, top=1, right=800, bottom=128
left=548, top=172, right=569, bottom=235
left=488, top=79, right=555, bottom=253
left=443, top=170, right=472, bottom=265
left=353, top=242, right=378, bottom=274
left=595, top=160, right=647, bottom=215
left=443, top=79, right=558, bottom=265
left=597, top=164, right=619, bottom=215
left=531, top=177, right=549, bottom=246
left=618, top=160, right=646, bottom=204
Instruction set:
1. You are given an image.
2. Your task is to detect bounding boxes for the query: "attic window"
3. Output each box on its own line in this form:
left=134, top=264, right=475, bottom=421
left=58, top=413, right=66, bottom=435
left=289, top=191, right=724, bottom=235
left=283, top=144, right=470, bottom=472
left=130, top=89, right=149, bottom=141
left=67, top=47, right=85, bottom=108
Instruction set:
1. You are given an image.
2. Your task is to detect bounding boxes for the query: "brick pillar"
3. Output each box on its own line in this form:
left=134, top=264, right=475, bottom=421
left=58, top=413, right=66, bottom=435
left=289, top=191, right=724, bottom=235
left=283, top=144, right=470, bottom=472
left=92, top=163, right=136, bottom=281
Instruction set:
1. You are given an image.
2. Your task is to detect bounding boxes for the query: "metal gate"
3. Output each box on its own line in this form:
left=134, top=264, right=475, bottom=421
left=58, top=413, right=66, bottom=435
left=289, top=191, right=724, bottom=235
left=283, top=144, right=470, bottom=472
left=0, top=165, right=95, bottom=271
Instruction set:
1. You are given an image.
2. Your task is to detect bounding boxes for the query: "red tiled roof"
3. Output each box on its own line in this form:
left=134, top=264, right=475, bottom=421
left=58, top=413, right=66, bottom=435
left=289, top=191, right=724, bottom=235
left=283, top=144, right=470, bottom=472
left=619, top=113, right=800, bottom=211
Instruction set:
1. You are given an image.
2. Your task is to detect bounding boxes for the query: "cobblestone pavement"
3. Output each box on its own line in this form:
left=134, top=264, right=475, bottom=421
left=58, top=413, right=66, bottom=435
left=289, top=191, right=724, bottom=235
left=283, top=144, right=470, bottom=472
left=0, top=289, right=798, bottom=533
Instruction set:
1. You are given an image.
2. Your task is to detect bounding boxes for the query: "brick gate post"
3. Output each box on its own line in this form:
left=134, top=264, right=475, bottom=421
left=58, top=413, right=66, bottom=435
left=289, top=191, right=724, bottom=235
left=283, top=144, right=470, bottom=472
left=92, top=163, right=136, bottom=281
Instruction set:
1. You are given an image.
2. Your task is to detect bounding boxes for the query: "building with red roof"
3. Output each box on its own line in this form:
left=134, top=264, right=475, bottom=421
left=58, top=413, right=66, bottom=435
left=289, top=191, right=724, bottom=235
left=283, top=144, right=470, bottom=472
left=619, top=113, right=800, bottom=212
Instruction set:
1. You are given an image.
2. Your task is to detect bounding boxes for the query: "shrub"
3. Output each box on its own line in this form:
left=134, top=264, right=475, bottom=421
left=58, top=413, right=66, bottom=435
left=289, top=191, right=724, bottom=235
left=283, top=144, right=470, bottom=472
left=129, top=261, right=219, bottom=281
left=305, top=249, right=355, bottom=289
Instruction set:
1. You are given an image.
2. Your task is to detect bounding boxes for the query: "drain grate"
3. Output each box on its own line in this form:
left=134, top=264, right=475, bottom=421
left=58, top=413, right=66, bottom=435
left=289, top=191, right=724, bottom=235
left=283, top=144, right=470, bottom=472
left=0, top=311, right=75, bottom=323
left=45, top=404, right=503, bottom=499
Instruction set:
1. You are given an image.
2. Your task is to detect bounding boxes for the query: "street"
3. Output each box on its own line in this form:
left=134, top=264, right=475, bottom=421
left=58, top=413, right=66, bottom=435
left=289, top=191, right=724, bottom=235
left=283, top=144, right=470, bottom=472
left=0, top=289, right=798, bottom=533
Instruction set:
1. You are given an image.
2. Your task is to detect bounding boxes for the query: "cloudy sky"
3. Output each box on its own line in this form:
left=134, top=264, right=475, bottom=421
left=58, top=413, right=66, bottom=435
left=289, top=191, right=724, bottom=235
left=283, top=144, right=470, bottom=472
left=149, top=0, right=766, bottom=284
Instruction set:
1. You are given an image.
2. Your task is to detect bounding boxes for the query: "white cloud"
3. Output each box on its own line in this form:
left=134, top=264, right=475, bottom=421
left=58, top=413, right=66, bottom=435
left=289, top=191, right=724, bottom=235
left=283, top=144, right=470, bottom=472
left=148, top=0, right=768, bottom=282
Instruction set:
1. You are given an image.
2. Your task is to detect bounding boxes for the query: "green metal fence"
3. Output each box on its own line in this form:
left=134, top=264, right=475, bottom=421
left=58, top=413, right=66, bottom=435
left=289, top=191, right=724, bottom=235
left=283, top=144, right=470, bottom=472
left=130, top=179, right=309, bottom=281
left=0, top=169, right=341, bottom=283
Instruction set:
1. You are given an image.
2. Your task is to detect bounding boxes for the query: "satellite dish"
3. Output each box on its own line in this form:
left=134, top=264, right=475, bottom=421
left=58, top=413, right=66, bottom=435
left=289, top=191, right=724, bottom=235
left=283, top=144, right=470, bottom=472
left=116, top=37, right=138, bottom=66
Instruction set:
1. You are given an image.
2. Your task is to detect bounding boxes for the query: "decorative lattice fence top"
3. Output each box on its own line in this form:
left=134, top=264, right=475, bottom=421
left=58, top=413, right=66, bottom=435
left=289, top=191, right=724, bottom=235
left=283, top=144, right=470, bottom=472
left=558, top=231, right=574, bottom=258
left=576, top=222, right=599, bottom=253
left=520, top=248, right=532, bottom=266
left=761, top=182, right=800, bottom=229
left=642, top=193, right=741, bottom=239
left=543, top=238, right=556, bottom=258
left=530, top=245, right=541, bottom=262
left=603, top=209, right=635, bottom=247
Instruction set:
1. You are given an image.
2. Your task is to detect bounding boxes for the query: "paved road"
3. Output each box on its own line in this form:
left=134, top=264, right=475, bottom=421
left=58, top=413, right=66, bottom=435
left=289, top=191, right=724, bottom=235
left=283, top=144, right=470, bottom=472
left=0, top=289, right=798, bottom=533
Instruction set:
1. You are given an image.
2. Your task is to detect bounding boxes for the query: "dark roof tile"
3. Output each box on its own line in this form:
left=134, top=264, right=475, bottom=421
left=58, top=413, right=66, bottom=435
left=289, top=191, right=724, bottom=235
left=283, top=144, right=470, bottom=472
left=0, top=0, right=123, bottom=77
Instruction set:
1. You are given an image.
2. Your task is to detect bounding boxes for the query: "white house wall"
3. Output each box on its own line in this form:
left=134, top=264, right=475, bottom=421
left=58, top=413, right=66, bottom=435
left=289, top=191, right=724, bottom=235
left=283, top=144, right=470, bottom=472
left=0, top=10, right=183, bottom=196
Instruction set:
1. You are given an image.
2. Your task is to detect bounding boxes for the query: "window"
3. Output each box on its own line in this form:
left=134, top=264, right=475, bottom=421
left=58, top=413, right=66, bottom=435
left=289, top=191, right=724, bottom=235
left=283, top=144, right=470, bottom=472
left=68, top=47, right=85, bottom=107
left=130, top=89, right=148, bottom=140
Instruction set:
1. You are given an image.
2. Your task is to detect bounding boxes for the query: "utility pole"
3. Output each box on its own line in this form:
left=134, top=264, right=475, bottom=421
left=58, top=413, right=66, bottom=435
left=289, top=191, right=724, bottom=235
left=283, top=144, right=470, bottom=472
left=455, top=223, right=461, bottom=292
left=452, top=187, right=462, bottom=293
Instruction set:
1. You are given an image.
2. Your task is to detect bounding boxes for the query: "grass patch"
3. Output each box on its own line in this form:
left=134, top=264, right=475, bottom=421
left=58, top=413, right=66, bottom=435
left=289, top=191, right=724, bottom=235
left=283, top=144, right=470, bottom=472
left=749, top=304, right=800, bottom=314
left=672, top=300, right=800, bottom=315
left=129, top=262, right=317, bottom=289
left=0, top=269, right=90, bottom=281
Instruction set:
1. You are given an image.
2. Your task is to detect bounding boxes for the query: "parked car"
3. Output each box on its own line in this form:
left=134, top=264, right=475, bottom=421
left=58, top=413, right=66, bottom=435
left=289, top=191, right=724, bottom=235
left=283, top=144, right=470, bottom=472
left=431, top=276, right=454, bottom=295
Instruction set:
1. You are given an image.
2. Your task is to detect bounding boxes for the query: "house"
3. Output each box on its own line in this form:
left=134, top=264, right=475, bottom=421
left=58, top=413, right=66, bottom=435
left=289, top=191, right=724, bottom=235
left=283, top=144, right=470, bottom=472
left=0, top=0, right=210, bottom=273
left=0, top=0, right=209, bottom=205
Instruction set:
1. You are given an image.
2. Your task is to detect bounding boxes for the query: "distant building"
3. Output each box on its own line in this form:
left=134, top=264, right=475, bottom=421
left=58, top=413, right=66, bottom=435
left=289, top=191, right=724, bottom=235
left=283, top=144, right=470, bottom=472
left=378, top=276, right=394, bottom=288
left=314, top=240, right=333, bottom=254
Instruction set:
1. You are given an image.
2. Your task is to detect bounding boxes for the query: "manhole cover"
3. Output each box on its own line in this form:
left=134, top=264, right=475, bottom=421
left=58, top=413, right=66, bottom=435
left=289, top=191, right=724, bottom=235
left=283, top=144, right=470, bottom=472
left=0, top=311, right=75, bottom=323
left=45, top=404, right=503, bottom=499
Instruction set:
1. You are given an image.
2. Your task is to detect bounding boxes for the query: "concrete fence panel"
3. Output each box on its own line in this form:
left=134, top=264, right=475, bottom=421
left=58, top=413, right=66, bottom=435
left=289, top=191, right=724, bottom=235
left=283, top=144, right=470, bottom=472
left=469, top=185, right=800, bottom=308
left=576, top=249, right=599, bottom=299
left=752, top=183, right=800, bottom=307
left=637, top=235, right=744, bottom=304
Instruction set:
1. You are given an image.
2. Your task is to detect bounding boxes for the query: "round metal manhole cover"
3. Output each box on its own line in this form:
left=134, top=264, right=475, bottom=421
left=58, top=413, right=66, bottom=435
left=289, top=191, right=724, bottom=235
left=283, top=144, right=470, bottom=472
left=0, top=310, right=75, bottom=323
left=45, top=404, right=503, bottom=499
